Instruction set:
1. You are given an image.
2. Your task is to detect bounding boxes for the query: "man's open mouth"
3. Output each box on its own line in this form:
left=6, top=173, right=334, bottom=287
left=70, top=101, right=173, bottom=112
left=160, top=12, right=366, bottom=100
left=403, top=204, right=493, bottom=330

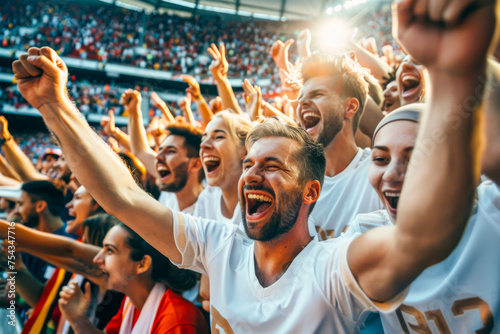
left=384, top=191, right=400, bottom=213
left=157, top=165, right=171, bottom=179
left=384, top=99, right=394, bottom=110
left=301, top=110, right=321, bottom=131
left=246, top=192, right=274, bottom=220
left=203, top=156, right=221, bottom=173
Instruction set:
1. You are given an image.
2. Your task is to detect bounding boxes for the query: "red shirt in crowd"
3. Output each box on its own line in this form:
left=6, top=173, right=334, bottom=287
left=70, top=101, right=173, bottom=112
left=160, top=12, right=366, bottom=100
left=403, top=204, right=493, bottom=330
left=106, top=289, right=209, bottom=334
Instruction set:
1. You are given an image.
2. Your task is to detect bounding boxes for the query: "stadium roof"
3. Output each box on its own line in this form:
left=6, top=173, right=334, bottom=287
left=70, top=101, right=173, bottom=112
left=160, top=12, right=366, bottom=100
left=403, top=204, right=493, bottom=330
left=107, top=0, right=389, bottom=22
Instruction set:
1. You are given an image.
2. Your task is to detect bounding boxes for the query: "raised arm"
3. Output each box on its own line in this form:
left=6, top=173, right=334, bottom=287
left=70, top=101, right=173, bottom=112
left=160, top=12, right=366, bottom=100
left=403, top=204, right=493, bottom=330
left=348, top=0, right=498, bottom=302
left=12, top=47, right=182, bottom=263
left=182, top=75, right=214, bottom=124
left=0, top=220, right=104, bottom=284
left=0, top=172, right=21, bottom=187
left=207, top=43, right=244, bottom=115
left=123, top=89, right=160, bottom=179
left=0, top=153, right=21, bottom=182
left=101, top=110, right=131, bottom=152
left=346, top=40, right=393, bottom=82
left=0, top=116, right=48, bottom=182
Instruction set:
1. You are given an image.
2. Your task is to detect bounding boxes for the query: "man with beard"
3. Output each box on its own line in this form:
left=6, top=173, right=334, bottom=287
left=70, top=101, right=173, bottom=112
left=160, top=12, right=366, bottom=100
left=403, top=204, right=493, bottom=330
left=297, top=54, right=384, bottom=240
left=123, top=89, right=204, bottom=214
left=0, top=181, right=76, bottom=307
left=11, top=0, right=496, bottom=331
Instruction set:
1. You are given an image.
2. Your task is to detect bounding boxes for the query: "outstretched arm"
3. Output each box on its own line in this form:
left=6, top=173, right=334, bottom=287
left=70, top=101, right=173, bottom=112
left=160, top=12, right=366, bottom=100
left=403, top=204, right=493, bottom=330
left=12, top=47, right=182, bottom=263
left=0, top=116, right=48, bottom=182
left=0, top=153, right=21, bottom=181
left=123, top=89, right=160, bottom=179
left=348, top=0, right=498, bottom=303
left=182, top=75, right=213, bottom=124
left=346, top=40, right=393, bottom=82
left=0, top=220, right=105, bottom=285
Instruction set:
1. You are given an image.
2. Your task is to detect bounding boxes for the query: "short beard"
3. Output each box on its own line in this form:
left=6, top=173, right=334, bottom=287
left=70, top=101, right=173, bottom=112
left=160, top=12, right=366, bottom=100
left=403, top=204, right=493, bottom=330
left=158, top=162, right=189, bottom=193
left=316, top=105, right=344, bottom=148
left=22, top=215, right=39, bottom=228
left=242, top=185, right=303, bottom=242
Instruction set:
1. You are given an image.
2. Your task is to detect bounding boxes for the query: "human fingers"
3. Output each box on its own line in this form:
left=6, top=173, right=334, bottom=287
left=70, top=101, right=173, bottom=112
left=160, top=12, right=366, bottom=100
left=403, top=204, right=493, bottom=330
left=19, top=54, right=43, bottom=77
left=428, top=0, right=451, bottom=21
left=12, top=59, right=32, bottom=80
left=413, top=0, right=428, bottom=16
left=40, top=47, right=68, bottom=75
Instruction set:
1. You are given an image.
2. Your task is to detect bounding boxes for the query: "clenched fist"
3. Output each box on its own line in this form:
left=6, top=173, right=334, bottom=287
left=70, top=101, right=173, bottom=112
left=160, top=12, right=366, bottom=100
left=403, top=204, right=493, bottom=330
left=12, top=47, right=69, bottom=110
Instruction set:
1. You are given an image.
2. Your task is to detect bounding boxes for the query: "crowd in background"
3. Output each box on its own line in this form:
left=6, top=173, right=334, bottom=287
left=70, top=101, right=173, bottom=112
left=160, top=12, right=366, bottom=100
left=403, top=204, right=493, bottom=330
left=0, top=0, right=499, bottom=333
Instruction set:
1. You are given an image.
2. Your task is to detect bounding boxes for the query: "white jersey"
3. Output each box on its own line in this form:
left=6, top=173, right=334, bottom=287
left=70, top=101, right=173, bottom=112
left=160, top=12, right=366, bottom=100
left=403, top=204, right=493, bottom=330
left=309, top=148, right=383, bottom=240
left=193, top=186, right=241, bottom=226
left=171, top=211, right=407, bottom=333
left=345, top=181, right=500, bottom=334
left=158, top=191, right=197, bottom=214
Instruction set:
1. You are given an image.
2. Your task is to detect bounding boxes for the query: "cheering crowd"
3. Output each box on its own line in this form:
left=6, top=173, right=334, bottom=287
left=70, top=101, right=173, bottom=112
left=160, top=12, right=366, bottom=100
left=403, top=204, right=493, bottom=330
left=0, top=0, right=500, bottom=333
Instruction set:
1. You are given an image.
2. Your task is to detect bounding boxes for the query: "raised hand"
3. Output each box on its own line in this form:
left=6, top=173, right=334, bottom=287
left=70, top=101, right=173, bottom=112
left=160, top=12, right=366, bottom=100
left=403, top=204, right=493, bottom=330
left=182, top=75, right=203, bottom=101
left=107, top=137, right=121, bottom=153
left=180, top=93, right=196, bottom=126
left=361, top=37, right=378, bottom=56
left=296, top=29, right=312, bottom=59
left=209, top=97, right=223, bottom=114
left=207, top=43, right=229, bottom=82
left=0, top=116, right=12, bottom=140
left=394, top=0, right=498, bottom=75
left=120, top=89, right=141, bottom=115
left=12, top=47, right=69, bottom=110
left=279, top=67, right=302, bottom=100
left=242, top=79, right=262, bottom=121
left=100, top=110, right=116, bottom=136
left=59, top=281, right=92, bottom=324
left=381, top=44, right=395, bottom=67
left=269, top=39, right=294, bottom=73
left=151, top=91, right=175, bottom=123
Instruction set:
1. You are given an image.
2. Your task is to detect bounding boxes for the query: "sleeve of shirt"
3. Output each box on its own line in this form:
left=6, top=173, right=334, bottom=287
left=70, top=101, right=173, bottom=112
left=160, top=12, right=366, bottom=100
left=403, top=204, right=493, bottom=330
left=171, top=210, right=237, bottom=275
left=318, top=234, right=408, bottom=324
left=339, top=234, right=409, bottom=313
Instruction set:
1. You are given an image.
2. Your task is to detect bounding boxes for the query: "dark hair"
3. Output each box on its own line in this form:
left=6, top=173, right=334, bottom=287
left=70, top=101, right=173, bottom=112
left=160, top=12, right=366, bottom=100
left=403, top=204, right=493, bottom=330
left=166, top=123, right=205, bottom=182
left=381, top=65, right=398, bottom=90
left=118, top=153, right=145, bottom=189
left=83, top=214, right=119, bottom=247
left=21, top=180, right=65, bottom=217
left=118, top=222, right=197, bottom=293
left=302, top=53, right=369, bottom=134
left=166, top=123, right=203, bottom=159
left=4, top=199, right=16, bottom=210
left=246, top=118, right=326, bottom=213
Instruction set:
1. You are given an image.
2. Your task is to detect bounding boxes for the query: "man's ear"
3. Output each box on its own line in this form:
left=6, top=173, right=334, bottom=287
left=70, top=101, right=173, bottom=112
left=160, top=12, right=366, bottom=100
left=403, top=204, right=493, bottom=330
left=189, top=157, right=203, bottom=172
left=35, top=200, right=47, bottom=214
left=302, top=180, right=321, bottom=206
left=136, top=254, right=153, bottom=276
left=344, top=97, right=360, bottom=120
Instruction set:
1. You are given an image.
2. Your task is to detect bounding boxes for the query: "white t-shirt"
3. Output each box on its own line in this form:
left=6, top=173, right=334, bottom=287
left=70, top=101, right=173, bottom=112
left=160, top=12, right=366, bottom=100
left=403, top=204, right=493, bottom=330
left=309, top=148, right=384, bottom=240
left=193, top=186, right=241, bottom=227
left=171, top=211, right=406, bottom=333
left=345, top=181, right=500, bottom=334
left=158, top=191, right=197, bottom=214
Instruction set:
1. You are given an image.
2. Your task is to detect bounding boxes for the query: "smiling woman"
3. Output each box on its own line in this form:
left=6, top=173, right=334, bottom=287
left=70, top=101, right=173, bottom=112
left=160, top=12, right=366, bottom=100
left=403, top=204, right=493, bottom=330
left=369, top=104, right=422, bottom=223
left=195, top=110, right=252, bottom=226
left=397, top=56, right=427, bottom=106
